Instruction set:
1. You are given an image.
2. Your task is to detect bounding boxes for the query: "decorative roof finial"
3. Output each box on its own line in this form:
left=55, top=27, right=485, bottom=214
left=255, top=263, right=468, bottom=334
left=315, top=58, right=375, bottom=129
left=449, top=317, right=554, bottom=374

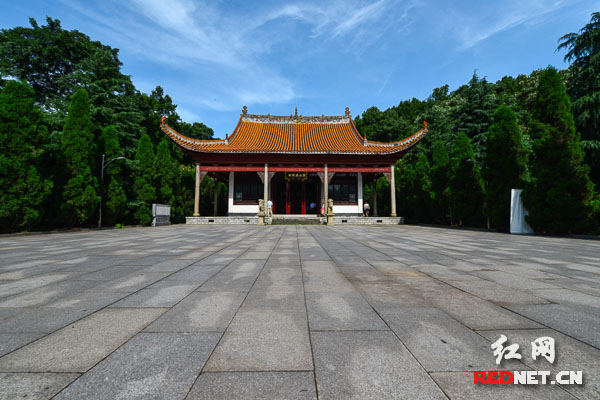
left=294, top=105, right=298, bottom=118
left=161, top=115, right=166, bottom=124
left=242, top=105, right=248, bottom=117
left=345, top=107, right=350, bottom=118
left=423, top=121, right=428, bottom=130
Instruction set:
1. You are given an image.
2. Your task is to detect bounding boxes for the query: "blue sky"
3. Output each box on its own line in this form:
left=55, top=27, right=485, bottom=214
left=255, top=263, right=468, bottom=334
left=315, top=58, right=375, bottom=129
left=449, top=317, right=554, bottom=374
left=1, top=1, right=598, bottom=138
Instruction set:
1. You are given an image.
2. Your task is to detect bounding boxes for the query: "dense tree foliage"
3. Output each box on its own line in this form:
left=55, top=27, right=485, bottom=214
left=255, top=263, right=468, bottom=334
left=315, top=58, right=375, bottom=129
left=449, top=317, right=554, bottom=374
left=0, top=81, right=52, bottom=232
left=429, top=141, right=450, bottom=224
left=523, top=67, right=594, bottom=234
left=447, top=133, right=486, bottom=226
left=61, top=89, right=99, bottom=226
left=558, top=12, right=600, bottom=183
left=133, top=134, right=156, bottom=226
left=101, top=125, right=127, bottom=225
left=154, top=139, right=177, bottom=205
left=484, top=106, right=527, bottom=231
left=0, top=17, right=221, bottom=231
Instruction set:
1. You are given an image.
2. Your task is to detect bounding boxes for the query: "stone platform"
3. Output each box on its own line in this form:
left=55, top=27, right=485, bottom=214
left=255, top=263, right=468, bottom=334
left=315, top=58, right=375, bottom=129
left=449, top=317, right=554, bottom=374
left=186, top=215, right=403, bottom=225
left=331, top=216, right=404, bottom=225
left=186, top=216, right=258, bottom=225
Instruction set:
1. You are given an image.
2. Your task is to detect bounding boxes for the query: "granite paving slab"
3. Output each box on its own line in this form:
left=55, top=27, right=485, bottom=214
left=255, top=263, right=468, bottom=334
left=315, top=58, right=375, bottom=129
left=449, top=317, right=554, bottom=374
left=55, top=332, right=220, bottom=399
left=0, top=308, right=165, bottom=372
left=431, top=371, right=577, bottom=400
left=243, top=285, right=306, bottom=309
left=110, top=283, right=197, bottom=307
left=0, top=333, right=44, bottom=357
left=479, top=328, right=600, bottom=400
left=0, top=373, right=80, bottom=400
left=145, top=291, right=246, bottom=332
left=187, top=372, right=317, bottom=400
left=1, top=224, right=600, bottom=399
left=204, top=307, right=313, bottom=371
left=506, top=303, right=600, bottom=349
left=378, top=307, right=505, bottom=371
left=311, top=331, right=447, bottom=400
left=305, top=292, right=388, bottom=331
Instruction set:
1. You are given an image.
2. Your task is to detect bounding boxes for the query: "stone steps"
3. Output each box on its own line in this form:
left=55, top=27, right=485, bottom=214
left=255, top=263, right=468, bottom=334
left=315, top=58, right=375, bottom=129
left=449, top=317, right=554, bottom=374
left=270, top=218, right=323, bottom=225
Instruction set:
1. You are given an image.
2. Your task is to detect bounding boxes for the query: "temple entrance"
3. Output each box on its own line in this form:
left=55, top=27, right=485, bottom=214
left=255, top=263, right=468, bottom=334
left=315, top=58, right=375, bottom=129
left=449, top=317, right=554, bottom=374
left=272, top=173, right=320, bottom=215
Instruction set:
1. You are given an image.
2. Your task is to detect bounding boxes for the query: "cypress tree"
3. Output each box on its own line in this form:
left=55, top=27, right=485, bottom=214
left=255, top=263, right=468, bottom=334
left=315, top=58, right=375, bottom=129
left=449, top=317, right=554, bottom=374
left=523, top=67, right=594, bottom=234
left=101, top=125, right=127, bottom=225
left=134, top=134, right=155, bottom=225
left=484, top=105, right=527, bottom=231
left=447, top=132, right=485, bottom=226
left=413, top=153, right=432, bottom=222
left=154, top=139, right=176, bottom=205
left=430, top=140, right=450, bottom=224
left=0, top=81, right=53, bottom=232
left=61, top=88, right=98, bottom=226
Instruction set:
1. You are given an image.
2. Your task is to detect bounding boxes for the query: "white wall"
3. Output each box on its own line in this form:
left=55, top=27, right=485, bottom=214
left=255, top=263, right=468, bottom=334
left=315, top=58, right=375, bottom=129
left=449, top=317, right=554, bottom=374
left=358, top=172, right=363, bottom=215
left=228, top=171, right=260, bottom=215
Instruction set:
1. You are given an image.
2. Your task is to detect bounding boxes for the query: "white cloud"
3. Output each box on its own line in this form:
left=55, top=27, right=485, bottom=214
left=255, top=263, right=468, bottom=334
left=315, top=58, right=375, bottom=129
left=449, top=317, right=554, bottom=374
left=61, top=0, right=414, bottom=112
left=451, top=0, right=576, bottom=50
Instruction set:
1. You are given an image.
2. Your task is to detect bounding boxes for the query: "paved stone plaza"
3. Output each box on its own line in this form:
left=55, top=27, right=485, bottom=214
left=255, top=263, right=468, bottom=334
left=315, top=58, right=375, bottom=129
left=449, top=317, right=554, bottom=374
left=0, top=225, right=599, bottom=399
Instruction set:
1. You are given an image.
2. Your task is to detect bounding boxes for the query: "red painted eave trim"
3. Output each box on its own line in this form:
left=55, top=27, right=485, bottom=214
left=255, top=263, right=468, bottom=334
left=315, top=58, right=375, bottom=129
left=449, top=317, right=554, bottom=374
left=197, top=166, right=392, bottom=173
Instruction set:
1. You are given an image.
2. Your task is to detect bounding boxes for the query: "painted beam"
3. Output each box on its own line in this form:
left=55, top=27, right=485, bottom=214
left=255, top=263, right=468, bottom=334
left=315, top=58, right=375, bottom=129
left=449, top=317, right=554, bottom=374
left=198, top=166, right=391, bottom=173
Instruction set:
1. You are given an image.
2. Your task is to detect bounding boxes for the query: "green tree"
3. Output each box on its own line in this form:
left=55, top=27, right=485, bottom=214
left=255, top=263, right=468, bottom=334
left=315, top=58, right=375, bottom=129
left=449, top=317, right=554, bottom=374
left=134, top=134, right=155, bottom=225
left=0, top=17, right=99, bottom=106
left=430, top=140, right=450, bottom=224
left=523, top=67, right=594, bottom=234
left=100, top=125, right=127, bottom=225
left=447, top=132, right=485, bottom=226
left=484, top=106, right=527, bottom=231
left=413, top=153, right=432, bottom=222
left=558, top=12, right=600, bottom=184
left=452, top=73, right=499, bottom=160
left=61, top=89, right=98, bottom=226
left=0, top=81, right=52, bottom=232
left=154, top=139, right=177, bottom=205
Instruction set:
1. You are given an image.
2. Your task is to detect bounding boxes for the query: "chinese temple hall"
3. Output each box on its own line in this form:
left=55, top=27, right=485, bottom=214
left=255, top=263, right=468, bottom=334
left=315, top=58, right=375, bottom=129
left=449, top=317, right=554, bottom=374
left=161, top=107, right=427, bottom=221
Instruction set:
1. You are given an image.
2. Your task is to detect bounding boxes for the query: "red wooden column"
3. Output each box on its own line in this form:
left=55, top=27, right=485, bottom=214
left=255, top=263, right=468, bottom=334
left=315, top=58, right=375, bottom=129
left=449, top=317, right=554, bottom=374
left=286, top=180, right=291, bottom=214
left=301, top=181, right=306, bottom=214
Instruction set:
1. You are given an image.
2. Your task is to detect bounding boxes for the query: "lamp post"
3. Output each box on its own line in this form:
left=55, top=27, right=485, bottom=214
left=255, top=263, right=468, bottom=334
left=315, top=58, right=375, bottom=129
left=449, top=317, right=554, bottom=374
left=98, top=154, right=127, bottom=228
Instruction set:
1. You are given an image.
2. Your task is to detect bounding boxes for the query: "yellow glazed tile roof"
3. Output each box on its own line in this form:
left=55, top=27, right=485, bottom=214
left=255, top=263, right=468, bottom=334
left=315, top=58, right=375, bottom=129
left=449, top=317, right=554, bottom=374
left=161, top=109, right=427, bottom=155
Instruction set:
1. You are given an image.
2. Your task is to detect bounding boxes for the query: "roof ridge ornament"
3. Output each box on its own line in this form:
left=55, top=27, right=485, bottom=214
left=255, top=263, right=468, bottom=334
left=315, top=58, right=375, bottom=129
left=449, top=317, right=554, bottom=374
left=242, top=106, right=248, bottom=117
left=345, top=107, right=350, bottom=118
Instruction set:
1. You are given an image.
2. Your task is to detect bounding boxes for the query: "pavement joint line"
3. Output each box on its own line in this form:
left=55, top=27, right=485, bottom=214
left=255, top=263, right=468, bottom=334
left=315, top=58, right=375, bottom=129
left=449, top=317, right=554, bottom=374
left=3, top=227, right=258, bottom=387
left=186, top=226, right=287, bottom=398
left=351, top=226, right=600, bottom=355
left=2, top=225, right=599, bottom=399
left=51, top=226, right=263, bottom=397
left=297, top=226, right=321, bottom=398
left=308, top=226, right=453, bottom=399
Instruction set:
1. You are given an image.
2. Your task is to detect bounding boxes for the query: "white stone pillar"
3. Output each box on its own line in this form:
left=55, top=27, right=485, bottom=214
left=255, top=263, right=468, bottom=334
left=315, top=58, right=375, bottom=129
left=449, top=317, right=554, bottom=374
left=264, top=163, right=269, bottom=203
left=194, top=163, right=201, bottom=217
left=390, top=164, right=397, bottom=217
